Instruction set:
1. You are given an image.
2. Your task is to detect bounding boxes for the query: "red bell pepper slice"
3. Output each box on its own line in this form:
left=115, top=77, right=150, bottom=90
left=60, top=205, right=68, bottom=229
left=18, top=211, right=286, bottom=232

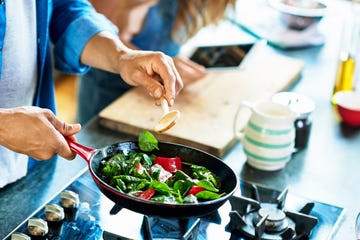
left=188, top=186, right=205, bottom=195
left=151, top=163, right=172, bottom=182
left=137, top=188, right=156, bottom=200
left=135, top=162, right=146, bottom=174
left=154, top=156, right=182, bottom=173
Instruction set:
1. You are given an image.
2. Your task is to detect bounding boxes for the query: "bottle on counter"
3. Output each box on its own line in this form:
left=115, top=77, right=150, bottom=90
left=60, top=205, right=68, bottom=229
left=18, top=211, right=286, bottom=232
left=332, top=0, right=360, bottom=104
left=59, top=190, right=80, bottom=221
left=44, top=203, right=65, bottom=236
left=27, top=218, right=48, bottom=240
left=272, top=92, right=315, bottom=151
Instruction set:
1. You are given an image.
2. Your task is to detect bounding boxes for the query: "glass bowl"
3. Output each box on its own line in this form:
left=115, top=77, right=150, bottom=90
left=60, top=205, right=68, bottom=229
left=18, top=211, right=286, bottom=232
left=268, top=0, right=327, bottom=30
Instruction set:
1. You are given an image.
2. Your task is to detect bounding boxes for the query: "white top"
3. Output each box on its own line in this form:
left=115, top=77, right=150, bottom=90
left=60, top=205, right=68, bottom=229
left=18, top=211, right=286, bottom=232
left=0, top=0, right=37, bottom=188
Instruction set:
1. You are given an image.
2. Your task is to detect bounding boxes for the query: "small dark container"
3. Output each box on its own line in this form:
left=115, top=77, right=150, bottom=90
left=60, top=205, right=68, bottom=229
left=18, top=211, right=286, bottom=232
left=294, top=115, right=313, bottom=149
left=44, top=203, right=65, bottom=235
left=59, top=190, right=80, bottom=221
left=27, top=218, right=48, bottom=240
left=272, top=92, right=315, bottom=151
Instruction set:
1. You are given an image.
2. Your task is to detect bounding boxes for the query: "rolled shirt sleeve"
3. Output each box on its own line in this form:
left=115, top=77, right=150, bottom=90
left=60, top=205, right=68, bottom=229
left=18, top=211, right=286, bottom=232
left=51, top=0, right=118, bottom=74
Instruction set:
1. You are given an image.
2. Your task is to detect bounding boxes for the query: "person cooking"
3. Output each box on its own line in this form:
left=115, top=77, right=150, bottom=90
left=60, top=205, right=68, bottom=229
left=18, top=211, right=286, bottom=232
left=77, top=0, right=236, bottom=124
left=0, top=0, right=183, bottom=188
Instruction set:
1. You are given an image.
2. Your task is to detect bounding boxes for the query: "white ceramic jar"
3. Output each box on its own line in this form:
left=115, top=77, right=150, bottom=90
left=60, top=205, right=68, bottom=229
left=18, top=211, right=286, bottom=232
left=234, top=100, right=297, bottom=171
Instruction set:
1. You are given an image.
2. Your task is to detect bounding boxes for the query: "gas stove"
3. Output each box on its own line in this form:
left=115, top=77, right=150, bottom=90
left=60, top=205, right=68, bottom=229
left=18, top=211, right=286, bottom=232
left=5, top=171, right=344, bottom=240
left=227, top=186, right=322, bottom=240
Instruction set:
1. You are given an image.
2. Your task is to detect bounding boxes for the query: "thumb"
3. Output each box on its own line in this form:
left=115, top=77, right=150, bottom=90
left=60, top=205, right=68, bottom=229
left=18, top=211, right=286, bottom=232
left=55, top=121, right=81, bottom=160
left=51, top=117, right=82, bottom=137
left=60, top=122, right=82, bottom=137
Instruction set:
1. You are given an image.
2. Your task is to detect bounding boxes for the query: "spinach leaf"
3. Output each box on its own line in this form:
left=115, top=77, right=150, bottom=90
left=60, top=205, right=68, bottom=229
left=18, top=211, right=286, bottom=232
left=197, top=180, right=219, bottom=192
left=138, top=130, right=159, bottom=152
left=129, top=151, right=153, bottom=169
left=174, top=170, right=197, bottom=184
left=115, top=178, right=126, bottom=192
left=101, top=153, right=126, bottom=178
left=173, top=180, right=192, bottom=197
left=187, top=163, right=220, bottom=188
left=150, top=180, right=172, bottom=196
left=195, top=190, right=223, bottom=200
left=114, top=175, right=150, bottom=192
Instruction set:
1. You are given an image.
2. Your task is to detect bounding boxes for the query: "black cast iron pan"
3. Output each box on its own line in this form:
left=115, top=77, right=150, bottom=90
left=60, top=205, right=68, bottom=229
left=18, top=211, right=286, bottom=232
left=67, top=139, right=238, bottom=218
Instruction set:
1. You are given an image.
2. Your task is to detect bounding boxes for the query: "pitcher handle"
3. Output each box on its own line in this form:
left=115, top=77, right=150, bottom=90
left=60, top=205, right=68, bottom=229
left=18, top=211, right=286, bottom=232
left=233, top=100, right=254, bottom=140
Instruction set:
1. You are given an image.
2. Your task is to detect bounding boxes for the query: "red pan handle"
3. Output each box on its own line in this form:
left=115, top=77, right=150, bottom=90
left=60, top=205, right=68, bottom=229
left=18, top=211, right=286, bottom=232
left=66, top=138, right=97, bottom=163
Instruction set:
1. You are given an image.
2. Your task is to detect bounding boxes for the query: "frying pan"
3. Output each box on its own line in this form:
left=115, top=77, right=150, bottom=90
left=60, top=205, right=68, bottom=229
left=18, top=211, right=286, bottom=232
left=67, top=139, right=238, bottom=218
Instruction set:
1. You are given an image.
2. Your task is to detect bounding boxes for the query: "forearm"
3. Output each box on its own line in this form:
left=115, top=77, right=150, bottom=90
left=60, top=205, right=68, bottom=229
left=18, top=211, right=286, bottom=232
left=0, top=108, right=14, bottom=148
left=80, top=31, right=131, bottom=74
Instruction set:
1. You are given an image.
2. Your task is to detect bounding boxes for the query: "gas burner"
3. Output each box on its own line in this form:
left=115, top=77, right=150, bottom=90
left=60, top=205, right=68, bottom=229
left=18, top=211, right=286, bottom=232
left=253, top=203, right=290, bottom=233
left=226, top=184, right=318, bottom=240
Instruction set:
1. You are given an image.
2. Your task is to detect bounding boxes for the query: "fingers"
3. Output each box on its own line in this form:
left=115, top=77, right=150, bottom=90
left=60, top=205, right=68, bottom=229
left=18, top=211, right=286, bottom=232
left=161, top=55, right=183, bottom=106
left=55, top=124, right=81, bottom=160
left=47, top=112, right=81, bottom=160
left=173, top=57, right=207, bottom=86
left=140, top=52, right=183, bottom=107
left=141, top=74, right=164, bottom=105
left=175, top=56, right=206, bottom=73
left=117, top=50, right=183, bottom=107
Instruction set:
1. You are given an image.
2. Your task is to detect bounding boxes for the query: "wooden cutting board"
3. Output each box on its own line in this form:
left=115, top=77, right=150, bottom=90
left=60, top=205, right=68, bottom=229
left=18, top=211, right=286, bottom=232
left=98, top=49, right=304, bottom=157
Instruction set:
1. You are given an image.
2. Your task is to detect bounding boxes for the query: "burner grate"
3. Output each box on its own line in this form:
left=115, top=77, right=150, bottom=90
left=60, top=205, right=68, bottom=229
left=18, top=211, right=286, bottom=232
left=226, top=184, right=318, bottom=240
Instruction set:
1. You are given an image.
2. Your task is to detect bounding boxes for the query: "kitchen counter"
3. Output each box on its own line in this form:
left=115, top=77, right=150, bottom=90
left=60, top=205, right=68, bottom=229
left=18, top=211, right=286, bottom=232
left=1, top=0, right=359, bottom=239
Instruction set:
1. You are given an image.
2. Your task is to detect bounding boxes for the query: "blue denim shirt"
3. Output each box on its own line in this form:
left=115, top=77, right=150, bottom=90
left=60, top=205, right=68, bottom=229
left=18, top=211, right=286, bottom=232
left=0, top=0, right=117, bottom=167
left=0, top=0, right=117, bottom=112
left=132, top=0, right=180, bottom=55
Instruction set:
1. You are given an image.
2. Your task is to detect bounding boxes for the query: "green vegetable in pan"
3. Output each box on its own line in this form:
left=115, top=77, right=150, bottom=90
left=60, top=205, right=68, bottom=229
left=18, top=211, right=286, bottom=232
left=99, top=130, right=224, bottom=204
